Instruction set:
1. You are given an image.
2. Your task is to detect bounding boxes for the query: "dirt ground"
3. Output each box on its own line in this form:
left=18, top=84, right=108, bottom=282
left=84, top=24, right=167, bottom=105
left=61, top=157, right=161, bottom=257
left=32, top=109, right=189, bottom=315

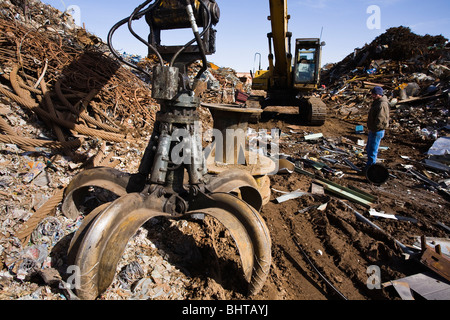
left=1, top=95, right=448, bottom=302
left=0, top=1, right=448, bottom=300
left=170, top=105, right=450, bottom=301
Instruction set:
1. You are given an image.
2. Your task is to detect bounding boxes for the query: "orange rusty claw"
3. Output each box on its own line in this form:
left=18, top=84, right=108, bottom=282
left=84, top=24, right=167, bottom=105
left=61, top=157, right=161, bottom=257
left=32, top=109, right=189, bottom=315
left=206, top=169, right=263, bottom=212
left=67, top=193, right=170, bottom=300
left=62, top=167, right=263, bottom=221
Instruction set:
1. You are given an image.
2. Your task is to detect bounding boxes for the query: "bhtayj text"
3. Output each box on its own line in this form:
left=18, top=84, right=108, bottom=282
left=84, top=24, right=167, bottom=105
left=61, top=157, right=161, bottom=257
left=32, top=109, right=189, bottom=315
left=182, top=304, right=269, bottom=317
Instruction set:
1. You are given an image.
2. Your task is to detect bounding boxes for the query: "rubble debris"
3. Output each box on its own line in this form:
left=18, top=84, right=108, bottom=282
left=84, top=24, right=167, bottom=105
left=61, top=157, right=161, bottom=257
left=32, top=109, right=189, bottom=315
left=304, top=133, right=324, bottom=141
left=413, top=237, right=450, bottom=258
left=275, top=190, right=309, bottom=203
left=368, top=208, right=417, bottom=224
left=419, top=235, right=450, bottom=282
left=436, top=222, right=450, bottom=234
left=384, top=272, right=450, bottom=300
left=427, top=137, right=450, bottom=156
left=337, top=200, right=415, bottom=256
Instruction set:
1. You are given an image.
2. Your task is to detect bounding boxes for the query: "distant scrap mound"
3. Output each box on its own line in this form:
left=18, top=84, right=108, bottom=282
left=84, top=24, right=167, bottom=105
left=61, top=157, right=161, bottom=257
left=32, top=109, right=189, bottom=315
left=322, top=26, right=449, bottom=85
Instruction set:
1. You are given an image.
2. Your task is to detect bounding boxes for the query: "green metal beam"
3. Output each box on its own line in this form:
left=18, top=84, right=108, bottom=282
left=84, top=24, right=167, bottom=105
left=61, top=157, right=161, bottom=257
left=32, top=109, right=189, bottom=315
left=294, top=166, right=376, bottom=207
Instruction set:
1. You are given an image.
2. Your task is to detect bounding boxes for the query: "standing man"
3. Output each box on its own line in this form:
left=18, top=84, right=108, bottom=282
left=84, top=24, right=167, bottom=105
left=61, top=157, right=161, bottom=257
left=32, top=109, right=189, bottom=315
left=365, top=86, right=390, bottom=172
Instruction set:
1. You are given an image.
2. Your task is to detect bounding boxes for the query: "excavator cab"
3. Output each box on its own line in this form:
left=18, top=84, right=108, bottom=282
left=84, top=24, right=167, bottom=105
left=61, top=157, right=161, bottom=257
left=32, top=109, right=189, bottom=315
left=293, top=38, right=322, bottom=88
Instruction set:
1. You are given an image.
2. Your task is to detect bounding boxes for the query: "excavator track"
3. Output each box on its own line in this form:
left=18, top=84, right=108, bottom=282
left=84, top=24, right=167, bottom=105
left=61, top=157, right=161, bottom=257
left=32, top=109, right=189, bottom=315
left=301, top=97, right=327, bottom=126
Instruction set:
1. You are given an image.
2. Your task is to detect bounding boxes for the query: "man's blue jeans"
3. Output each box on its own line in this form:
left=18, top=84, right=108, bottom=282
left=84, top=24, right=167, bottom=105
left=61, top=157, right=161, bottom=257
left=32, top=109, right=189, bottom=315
left=366, top=130, right=385, bottom=169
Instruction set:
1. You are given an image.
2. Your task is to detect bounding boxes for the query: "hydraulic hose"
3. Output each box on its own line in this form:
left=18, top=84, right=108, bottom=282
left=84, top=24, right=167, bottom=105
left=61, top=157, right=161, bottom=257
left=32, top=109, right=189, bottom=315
left=184, top=0, right=208, bottom=78
left=170, top=0, right=211, bottom=79
left=127, top=0, right=164, bottom=65
left=107, top=0, right=163, bottom=78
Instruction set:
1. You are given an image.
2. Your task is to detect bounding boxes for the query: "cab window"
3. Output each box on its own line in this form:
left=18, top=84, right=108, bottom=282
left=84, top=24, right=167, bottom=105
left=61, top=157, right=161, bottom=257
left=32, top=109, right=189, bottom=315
left=294, top=47, right=316, bottom=83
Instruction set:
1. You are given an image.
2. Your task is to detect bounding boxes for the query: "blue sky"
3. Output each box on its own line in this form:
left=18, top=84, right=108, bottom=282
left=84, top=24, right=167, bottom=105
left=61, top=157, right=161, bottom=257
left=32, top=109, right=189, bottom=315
left=42, top=0, right=450, bottom=72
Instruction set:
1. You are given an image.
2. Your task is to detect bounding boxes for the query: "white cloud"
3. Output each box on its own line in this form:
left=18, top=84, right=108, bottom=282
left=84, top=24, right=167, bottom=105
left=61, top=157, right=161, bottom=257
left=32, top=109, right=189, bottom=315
left=297, top=0, right=329, bottom=9
left=362, top=0, right=406, bottom=6
left=408, top=18, right=450, bottom=33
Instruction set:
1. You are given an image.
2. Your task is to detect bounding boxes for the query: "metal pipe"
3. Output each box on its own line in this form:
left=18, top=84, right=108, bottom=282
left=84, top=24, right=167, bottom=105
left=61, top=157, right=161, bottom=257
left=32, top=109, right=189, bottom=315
left=338, top=200, right=415, bottom=255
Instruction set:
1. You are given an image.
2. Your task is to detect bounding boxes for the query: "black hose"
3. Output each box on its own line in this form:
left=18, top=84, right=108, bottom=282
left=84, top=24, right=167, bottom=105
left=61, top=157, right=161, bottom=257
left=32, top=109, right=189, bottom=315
left=292, top=237, right=348, bottom=300
left=107, top=0, right=163, bottom=78
left=169, top=0, right=211, bottom=79
left=127, top=0, right=164, bottom=66
left=190, top=0, right=210, bottom=78
left=108, top=0, right=212, bottom=82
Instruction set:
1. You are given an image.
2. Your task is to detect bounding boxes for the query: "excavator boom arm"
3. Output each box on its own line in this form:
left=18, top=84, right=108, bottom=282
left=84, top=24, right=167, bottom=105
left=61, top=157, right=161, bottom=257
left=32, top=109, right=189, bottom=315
left=268, top=0, right=292, bottom=83
left=251, top=0, right=327, bottom=126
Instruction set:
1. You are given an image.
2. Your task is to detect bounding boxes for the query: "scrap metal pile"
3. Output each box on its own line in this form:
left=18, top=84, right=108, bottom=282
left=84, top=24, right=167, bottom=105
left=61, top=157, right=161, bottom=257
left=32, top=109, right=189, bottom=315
left=0, top=5, right=159, bottom=138
left=0, top=0, right=165, bottom=300
left=318, top=27, right=450, bottom=181
left=321, top=26, right=449, bottom=136
left=0, top=0, right=252, bottom=300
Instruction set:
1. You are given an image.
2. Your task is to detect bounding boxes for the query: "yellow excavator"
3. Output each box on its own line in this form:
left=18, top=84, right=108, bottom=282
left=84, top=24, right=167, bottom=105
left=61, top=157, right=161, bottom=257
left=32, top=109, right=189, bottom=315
left=251, top=0, right=327, bottom=125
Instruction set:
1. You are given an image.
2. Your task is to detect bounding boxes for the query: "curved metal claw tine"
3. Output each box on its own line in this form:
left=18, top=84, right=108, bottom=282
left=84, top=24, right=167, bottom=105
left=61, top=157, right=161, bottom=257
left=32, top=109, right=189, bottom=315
left=70, top=193, right=170, bottom=300
left=189, top=207, right=254, bottom=282
left=206, top=169, right=263, bottom=212
left=62, top=167, right=132, bottom=220
left=67, top=202, right=111, bottom=264
left=189, top=192, right=272, bottom=296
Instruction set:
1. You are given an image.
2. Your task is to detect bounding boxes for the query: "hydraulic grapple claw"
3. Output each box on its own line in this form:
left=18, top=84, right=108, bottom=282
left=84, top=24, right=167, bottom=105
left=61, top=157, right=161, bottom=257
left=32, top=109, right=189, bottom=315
left=67, top=193, right=171, bottom=300
left=61, top=167, right=132, bottom=220
left=61, top=167, right=264, bottom=222
left=67, top=190, right=270, bottom=300
left=62, top=167, right=271, bottom=299
left=189, top=192, right=271, bottom=295
left=61, top=0, right=272, bottom=300
left=205, top=169, right=263, bottom=212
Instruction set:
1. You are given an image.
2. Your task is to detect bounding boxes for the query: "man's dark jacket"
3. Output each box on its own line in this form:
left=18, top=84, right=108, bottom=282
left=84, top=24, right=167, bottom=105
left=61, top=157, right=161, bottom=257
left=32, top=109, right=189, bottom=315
left=367, top=95, right=390, bottom=132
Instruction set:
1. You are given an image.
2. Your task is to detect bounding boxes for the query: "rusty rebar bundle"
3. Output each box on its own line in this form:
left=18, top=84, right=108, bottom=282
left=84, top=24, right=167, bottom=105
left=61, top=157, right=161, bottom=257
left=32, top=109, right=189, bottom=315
left=0, top=15, right=160, bottom=153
